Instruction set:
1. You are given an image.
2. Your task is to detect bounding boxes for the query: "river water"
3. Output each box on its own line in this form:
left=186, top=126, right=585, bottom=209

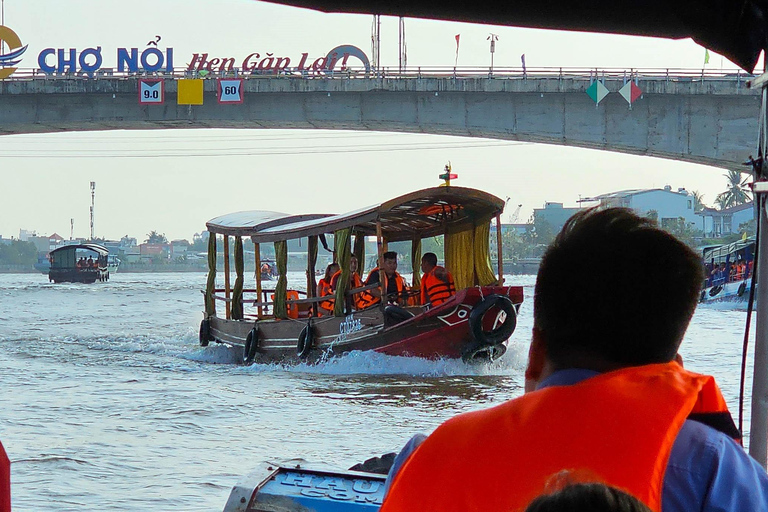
left=0, top=272, right=758, bottom=511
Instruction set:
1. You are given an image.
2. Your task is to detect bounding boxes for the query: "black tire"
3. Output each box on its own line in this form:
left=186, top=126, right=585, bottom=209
left=384, top=305, right=415, bottom=326
left=462, top=342, right=507, bottom=363
left=737, top=281, right=748, bottom=297
left=199, top=319, right=211, bottom=347
left=468, top=294, right=517, bottom=346
left=297, top=323, right=314, bottom=358
left=699, top=290, right=707, bottom=302
left=243, top=327, right=258, bottom=364
left=709, top=285, right=723, bottom=297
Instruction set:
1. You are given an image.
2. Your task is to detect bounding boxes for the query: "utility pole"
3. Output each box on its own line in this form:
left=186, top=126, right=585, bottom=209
left=398, top=17, right=407, bottom=73
left=371, top=14, right=381, bottom=72
left=89, top=181, right=95, bottom=241
left=487, top=33, right=499, bottom=74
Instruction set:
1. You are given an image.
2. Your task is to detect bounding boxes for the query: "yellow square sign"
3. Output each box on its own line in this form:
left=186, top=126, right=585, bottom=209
left=177, top=79, right=204, bottom=105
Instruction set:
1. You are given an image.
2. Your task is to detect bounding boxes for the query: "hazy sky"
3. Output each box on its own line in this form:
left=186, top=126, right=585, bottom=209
left=0, top=0, right=757, bottom=241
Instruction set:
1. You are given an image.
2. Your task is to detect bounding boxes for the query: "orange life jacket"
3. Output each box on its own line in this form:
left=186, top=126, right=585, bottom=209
left=317, top=279, right=334, bottom=314
left=381, top=362, right=735, bottom=512
left=330, top=270, right=365, bottom=310
left=358, top=267, right=406, bottom=308
left=420, top=266, right=456, bottom=306
left=270, top=290, right=300, bottom=319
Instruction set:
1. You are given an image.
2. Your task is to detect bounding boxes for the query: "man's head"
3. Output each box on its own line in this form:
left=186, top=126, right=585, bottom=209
left=381, top=251, right=398, bottom=275
left=533, top=207, right=703, bottom=371
left=350, top=255, right=358, bottom=273
left=421, top=252, right=438, bottom=274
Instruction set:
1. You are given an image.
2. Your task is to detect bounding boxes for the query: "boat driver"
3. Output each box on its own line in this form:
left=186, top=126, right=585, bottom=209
left=381, top=207, right=768, bottom=512
left=359, top=251, right=408, bottom=308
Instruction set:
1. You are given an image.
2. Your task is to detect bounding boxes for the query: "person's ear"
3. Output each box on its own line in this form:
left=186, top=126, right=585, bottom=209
left=674, top=353, right=684, bottom=367
left=525, top=328, right=547, bottom=393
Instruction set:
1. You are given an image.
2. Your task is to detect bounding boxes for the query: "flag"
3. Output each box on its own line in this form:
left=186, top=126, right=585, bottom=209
left=704, top=48, right=710, bottom=65
left=454, top=34, right=460, bottom=67
left=521, top=54, right=526, bottom=73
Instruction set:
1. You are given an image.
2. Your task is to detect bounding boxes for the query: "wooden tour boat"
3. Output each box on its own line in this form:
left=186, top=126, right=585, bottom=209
left=199, top=186, right=524, bottom=364
left=48, top=243, right=110, bottom=284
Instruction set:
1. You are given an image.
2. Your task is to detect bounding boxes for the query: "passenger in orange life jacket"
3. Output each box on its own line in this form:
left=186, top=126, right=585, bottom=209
left=359, top=251, right=408, bottom=308
left=330, top=255, right=364, bottom=311
left=316, top=262, right=339, bottom=317
left=420, top=252, right=456, bottom=308
left=382, top=207, right=768, bottom=512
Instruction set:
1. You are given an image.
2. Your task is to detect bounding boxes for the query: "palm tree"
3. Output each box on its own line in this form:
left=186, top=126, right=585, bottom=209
left=716, top=170, right=752, bottom=209
left=691, top=190, right=706, bottom=212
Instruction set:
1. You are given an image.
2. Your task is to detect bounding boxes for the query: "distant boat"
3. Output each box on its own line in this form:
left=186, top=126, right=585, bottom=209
left=107, top=254, right=121, bottom=274
left=700, top=237, right=755, bottom=303
left=48, top=243, right=110, bottom=284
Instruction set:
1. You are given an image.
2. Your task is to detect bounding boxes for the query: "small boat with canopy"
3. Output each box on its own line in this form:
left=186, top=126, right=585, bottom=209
left=199, top=186, right=523, bottom=364
left=48, top=243, right=110, bottom=284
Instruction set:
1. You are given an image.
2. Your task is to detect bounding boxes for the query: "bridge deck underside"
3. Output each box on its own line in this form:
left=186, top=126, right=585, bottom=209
left=0, top=77, right=758, bottom=169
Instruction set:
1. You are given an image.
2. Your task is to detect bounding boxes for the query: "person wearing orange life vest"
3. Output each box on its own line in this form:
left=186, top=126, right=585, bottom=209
left=419, top=252, right=455, bottom=307
left=330, top=255, right=364, bottom=311
left=316, top=262, right=339, bottom=317
left=358, top=251, right=408, bottom=308
left=382, top=207, right=768, bottom=512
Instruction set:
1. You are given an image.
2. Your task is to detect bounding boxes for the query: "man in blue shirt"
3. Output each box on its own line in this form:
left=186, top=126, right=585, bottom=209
left=383, top=207, right=768, bottom=511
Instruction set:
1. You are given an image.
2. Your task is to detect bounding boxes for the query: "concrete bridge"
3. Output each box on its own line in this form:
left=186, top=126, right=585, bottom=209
left=0, top=67, right=760, bottom=169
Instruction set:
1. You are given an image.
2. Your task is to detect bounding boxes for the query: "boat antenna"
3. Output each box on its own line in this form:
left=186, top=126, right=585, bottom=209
left=89, top=181, right=95, bottom=241
left=70, top=218, right=73, bottom=241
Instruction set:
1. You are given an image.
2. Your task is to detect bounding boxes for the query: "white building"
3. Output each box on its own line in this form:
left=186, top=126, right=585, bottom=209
left=583, top=186, right=697, bottom=228
left=697, top=202, right=754, bottom=238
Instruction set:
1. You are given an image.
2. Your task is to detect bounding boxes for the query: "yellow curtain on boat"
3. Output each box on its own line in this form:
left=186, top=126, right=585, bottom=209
left=473, top=218, right=497, bottom=286
left=205, top=233, right=217, bottom=317
left=445, top=227, right=475, bottom=290
left=333, top=227, right=352, bottom=316
left=307, top=235, right=318, bottom=299
left=274, top=240, right=288, bottom=319
left=410, top=237, right=422, bottom=297
left=231, top=236, right=244, bottom=320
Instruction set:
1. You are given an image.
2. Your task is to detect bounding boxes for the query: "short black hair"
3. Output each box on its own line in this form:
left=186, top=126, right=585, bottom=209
left=383, top=251, right=397, bottom=261
left=534, top=207, right=703, bottom=367
left=422, top=252, right=438, bottom=266
left=525, top=483, right=652, bottom=512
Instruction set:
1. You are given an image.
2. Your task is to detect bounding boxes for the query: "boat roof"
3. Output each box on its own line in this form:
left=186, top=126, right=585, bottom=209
left=702, top=236, right=756, bottom=258
left=250, top=186, right=505, bottom=243
left=205, top=210, right=335, bottom=236
left=49, top=243, right=109, bottom=256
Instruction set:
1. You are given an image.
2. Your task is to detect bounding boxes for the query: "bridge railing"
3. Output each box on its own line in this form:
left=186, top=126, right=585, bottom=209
left=0, top=66, right=755, bottom=83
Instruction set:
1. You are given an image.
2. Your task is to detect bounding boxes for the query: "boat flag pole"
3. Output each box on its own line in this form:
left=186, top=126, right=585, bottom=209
left=747, top=62, right=768, bottom=468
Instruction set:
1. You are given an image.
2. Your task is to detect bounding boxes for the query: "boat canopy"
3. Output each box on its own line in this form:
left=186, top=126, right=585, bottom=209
left=206, top=210, right=336, bottom=237
left=702, top=237, right=756, bottom=261
left=49, top=243, right=109, bottom=257
left=250, top=187, right=505, bottom=243
left=259, top=0, right=768, bottom=72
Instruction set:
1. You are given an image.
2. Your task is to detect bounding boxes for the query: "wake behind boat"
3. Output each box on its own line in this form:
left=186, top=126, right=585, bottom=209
left=199, top=186, right=523, bottom=364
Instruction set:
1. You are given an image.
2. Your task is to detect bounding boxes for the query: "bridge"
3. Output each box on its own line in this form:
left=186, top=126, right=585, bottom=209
left=0, top=66, right=760, bottom=169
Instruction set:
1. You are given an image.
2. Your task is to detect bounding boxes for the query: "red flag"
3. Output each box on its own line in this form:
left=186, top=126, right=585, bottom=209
left=454, top=34, right=460, bottom=66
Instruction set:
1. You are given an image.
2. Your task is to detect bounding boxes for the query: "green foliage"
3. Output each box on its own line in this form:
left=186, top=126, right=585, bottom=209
left=691, top=190, right=706, bottom=213
left=716, top=170, right=752, bottom=209
left=738, top=218, right=756, bottom=238
left=0, top=240, right=38, bottom=265
left=145, top=230, right=168, bottom=244
left=660, top=217, right=700, bottom=248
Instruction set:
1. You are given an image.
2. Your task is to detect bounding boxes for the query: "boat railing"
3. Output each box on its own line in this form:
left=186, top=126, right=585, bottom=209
left=209, top=283, right=383, bottom=319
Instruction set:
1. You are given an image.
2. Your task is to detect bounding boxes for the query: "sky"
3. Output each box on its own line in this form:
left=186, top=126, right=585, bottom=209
left=0, top=0, right=759, bottom=242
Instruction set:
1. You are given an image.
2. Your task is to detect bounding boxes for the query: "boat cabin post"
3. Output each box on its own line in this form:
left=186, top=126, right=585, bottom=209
left=223, top=234, right=231, bottom=320
left=751, top=180, right=768, bottom=468
left=306, top=235, right=318, bottom=317
left=496, top=213, right=504, bottom=285
left=376, top=221, right=385, bottom=306
left=254, top=242, right=263, bottom=318
left=411, top=236, right=421, bottom=295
